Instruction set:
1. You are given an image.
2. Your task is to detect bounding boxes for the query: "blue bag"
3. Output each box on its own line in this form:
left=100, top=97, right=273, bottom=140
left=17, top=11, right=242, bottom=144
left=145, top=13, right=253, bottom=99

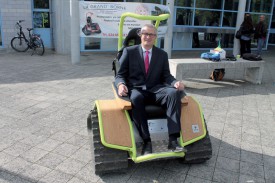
left=200, top=52, right=220, bottom=61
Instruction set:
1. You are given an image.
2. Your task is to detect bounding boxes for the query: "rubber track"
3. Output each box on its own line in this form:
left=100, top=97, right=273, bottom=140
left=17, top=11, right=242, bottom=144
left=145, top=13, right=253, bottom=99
left=87, top=108, right=129, bottom=175
left=181, top=123, right=212, bottom=163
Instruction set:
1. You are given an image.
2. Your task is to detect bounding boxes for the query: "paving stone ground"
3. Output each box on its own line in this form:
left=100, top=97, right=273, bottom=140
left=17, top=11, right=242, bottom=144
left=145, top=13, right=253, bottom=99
left=0, top=47, right=275, bottom=183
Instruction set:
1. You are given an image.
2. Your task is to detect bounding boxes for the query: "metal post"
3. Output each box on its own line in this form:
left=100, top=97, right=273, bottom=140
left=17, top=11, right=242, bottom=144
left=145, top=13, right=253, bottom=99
left=233, top=0, right=246, bottom=56
left=164, top=0, right=174, bottom=59
left=70, top=0, right=80, bottom=64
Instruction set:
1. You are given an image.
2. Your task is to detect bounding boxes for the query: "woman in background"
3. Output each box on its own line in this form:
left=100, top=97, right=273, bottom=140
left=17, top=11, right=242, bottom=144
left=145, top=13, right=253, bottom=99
left=240, top=13, right=254, bottom=57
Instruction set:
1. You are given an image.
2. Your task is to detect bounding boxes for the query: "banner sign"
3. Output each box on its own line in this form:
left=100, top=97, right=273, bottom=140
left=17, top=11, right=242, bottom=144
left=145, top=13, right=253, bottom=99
left=79, top=2, right=170, bottom=38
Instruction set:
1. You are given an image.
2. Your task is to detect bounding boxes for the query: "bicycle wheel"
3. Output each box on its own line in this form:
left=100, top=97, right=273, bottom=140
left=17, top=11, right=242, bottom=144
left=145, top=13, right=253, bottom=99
left=32, top=37, right=45, bottom=56
left=11, top=37, right=29, bottom=52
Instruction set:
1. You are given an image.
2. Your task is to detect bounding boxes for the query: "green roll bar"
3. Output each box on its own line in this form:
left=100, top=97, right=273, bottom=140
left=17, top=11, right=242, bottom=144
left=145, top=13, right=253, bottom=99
left=118, top=12, right=170, bottom=50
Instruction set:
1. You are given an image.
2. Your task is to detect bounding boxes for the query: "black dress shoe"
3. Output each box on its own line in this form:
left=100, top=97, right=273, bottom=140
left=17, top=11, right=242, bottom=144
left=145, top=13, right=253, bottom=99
left=141, top=141, right=152, bottom=155
left=168, top=140, right=187, bottom=153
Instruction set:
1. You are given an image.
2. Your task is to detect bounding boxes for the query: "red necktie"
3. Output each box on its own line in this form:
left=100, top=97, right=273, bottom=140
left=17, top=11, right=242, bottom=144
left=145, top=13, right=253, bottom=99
left=145, top=51, right=149, bottom=74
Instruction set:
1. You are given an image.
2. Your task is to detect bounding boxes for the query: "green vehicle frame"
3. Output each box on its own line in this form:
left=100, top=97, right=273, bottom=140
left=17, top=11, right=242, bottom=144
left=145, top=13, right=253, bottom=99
left=87, top=12, right=212, bottom=175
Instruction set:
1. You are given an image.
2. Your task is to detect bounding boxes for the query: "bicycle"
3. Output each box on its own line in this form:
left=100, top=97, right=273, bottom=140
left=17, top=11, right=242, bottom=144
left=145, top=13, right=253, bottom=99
left=11, top=20, right=45, bottom=56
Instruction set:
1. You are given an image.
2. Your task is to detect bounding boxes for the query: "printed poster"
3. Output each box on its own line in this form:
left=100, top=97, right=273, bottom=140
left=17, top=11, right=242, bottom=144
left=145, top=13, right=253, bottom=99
left=79, top=2, right=170, bottom=38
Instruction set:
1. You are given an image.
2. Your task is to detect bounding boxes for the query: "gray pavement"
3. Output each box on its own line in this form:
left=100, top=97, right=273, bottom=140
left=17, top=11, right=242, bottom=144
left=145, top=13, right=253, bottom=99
left=0, top=47, right=275, bottom=183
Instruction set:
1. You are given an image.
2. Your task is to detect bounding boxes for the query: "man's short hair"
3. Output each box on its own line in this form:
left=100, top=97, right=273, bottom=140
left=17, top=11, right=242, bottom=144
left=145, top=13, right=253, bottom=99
left=140, top=24, right=157, bottom=34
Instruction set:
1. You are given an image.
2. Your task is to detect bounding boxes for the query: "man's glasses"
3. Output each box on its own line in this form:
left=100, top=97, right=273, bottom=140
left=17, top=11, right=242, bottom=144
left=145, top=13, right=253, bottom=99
left=141, top=33, right=157, bottom=37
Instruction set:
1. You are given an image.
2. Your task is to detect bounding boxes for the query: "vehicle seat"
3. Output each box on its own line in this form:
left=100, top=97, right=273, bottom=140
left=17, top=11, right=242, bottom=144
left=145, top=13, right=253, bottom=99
left=112, top=82, right=166, bottom=119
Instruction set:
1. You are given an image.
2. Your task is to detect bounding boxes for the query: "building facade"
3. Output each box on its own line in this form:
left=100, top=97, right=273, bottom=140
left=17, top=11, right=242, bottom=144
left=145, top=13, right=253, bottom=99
left=0, top=0, right=275, bottom=54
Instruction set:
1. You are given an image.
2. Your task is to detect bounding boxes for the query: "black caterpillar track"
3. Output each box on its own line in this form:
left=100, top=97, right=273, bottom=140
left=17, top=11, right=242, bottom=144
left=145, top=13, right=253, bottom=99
left=87, top=108, right=129, bottom=175
left=180, top=123, right=212, bottom=164
left=87, top=108, right=212, bottom=173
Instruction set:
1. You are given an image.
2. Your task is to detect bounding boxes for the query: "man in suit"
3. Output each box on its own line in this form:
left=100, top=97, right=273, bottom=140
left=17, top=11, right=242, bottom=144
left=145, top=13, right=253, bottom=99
left=115, top=24, right=186, bottom=155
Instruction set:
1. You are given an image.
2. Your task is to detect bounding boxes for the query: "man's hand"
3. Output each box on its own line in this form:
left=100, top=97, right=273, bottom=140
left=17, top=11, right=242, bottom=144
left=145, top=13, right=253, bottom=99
left=174, top=81, right=185, bottom=91
left=118, top=84, right=128, bottom=96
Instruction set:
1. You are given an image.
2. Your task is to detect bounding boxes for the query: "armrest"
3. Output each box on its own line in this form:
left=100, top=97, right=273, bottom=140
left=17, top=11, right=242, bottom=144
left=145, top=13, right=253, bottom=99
left=112, top=82, right=132, bottom=110
left=181, top=96, right=188, bottom=105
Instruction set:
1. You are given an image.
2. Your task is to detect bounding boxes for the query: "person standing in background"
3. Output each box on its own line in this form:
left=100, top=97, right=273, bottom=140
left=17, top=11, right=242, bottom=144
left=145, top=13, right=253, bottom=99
left=254, top=15, right=267, bottom=59
left=240, top=13, right=254, bottom=57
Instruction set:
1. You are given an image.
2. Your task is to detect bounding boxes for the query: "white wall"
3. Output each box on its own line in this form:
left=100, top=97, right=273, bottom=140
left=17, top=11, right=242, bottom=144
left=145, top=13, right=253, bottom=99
left=0, top=0, right=32, bottom=50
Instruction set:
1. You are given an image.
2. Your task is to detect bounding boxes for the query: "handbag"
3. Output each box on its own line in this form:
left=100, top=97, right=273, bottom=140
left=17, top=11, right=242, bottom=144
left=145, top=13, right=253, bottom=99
left=210, top=69, right=225, bottom=81
left=235, top=30, right=242, bottom=39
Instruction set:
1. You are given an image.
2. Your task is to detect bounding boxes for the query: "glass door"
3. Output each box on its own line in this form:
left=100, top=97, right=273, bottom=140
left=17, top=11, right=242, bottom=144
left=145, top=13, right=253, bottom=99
left=0, top=14, right=2, bottom=47
left=32, top=0, right=52, bottom=48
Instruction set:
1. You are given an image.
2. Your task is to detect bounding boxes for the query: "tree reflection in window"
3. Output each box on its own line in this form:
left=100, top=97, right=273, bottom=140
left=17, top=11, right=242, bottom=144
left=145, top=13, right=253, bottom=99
left=175, top=0, right=194, bottom=7
left=176, top=8, right=193, bottom=25
left=250, top=0, right=272, bottom=13
left=33, top=12, right=50, bottom=28
left=196, top=0, right=222, bottom=10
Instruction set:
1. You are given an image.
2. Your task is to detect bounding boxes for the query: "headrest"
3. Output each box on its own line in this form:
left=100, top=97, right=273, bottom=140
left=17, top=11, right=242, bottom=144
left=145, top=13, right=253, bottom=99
left=123, top=28, right=141, bottom=47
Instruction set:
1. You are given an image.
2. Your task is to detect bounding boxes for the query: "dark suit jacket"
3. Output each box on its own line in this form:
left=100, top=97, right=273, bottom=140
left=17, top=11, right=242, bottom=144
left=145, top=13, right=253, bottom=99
left=115, top=45, right=177, bottom=93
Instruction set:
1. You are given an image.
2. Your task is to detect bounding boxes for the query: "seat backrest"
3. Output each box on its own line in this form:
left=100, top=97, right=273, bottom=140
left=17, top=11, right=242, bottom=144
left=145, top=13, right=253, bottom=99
left=112, top=28, right=141, bottom=77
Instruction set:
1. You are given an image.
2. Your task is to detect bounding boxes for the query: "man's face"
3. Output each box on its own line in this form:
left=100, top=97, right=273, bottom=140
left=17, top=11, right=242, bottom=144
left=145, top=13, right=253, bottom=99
left=140, top=27, right=157, bottom=48
left=260, top=15, right=265, bottom=22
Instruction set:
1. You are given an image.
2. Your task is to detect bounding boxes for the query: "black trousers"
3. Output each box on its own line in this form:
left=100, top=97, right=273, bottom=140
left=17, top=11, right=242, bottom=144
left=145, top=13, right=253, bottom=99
left=129, top=87, right=182, bottom=141
left=240, top=39, right=251, bottom=57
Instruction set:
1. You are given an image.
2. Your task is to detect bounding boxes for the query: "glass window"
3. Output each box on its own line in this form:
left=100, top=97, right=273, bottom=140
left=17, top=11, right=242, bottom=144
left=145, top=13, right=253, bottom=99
left=192, top=33, right=236, bottom=49
left=193, top=32, right=221, bottom=48
left=196, top=0, right=222, bottom=10
left=271, top=7, right=275, bottom=28
left=0, top=25, right=2, bottom=46
left=175, top=0, right=194, bottom=7
left=33, top=12, right=50, bottom=28
left=268, top=33, right=275, bottom=44
left=220, top=33, right=235, bottom=48
left=250, top=0, right=272, bottom=13
left=126, top=0, right=161, bottom=3
left=0, top=15, right=2, bottom=46
left=224, top=0, right=239, bottom=11
left=85, top=37, right=101, bottom=50
left=195, top=10, right=221, bottom=27
left=85, top=0, right=123, bottom=1
left=34, top=0, right=49, bottom=9
left=175, top=8, right=193, bottom=25
left=223, top=12, right=237, bottom=27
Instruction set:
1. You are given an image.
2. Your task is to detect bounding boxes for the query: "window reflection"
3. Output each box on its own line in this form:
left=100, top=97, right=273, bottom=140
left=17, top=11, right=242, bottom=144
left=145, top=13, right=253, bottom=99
left=191, top=32, right=235, bottom=48
left=33, top=12, right=50, bottom=28
left=176, top=8, right=193, bottom=25
left=34, top=0, right=49, bottom=9
left=268, top=33, right=275, bottom=44
left=224, top=0, right=239, bottom=11
left=223, top=12, right=237, bottom=27
left=85, top=37, right=101, bottom=50
left=175, top=0, right=194, bottom=7
left=196, top=0, right=222, bottom=9
left=85, top=0, right=123, bottom=1
left=250, top=0, right=272, bottom=13
left=0, top=25, right=2, bottom=46
left=195, top=10, right=221, bottom=27
left=126, top=0, right=160, bottom=3
left=271, top=7, right=275, bottom=28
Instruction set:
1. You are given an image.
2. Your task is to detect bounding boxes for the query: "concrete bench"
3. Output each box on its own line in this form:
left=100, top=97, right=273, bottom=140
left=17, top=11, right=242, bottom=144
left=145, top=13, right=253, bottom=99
left=169, top=58, right=265, bottom=84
